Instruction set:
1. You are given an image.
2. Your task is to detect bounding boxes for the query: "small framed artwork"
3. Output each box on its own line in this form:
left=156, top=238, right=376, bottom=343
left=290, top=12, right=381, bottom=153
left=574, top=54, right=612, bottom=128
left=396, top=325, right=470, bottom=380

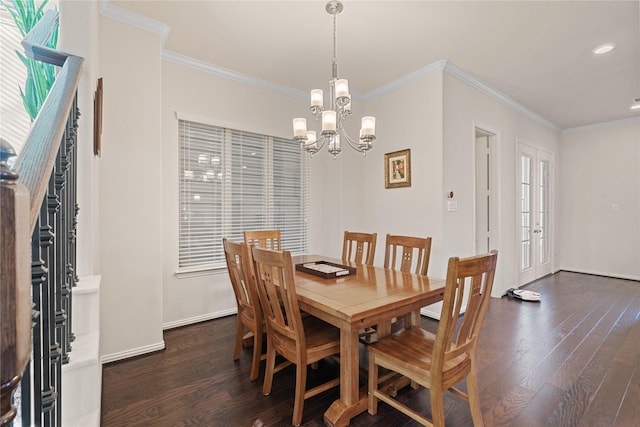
left=385, top=149, right=411, bottom=189
left=93, top=77, right=103, bottom=157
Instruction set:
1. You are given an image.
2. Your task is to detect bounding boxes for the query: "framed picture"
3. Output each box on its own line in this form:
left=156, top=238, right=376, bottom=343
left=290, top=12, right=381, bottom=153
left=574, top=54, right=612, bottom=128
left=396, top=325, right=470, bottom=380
left=385, top=149, right=411, bottom=189
left=93, top=77, right=103, bottom=157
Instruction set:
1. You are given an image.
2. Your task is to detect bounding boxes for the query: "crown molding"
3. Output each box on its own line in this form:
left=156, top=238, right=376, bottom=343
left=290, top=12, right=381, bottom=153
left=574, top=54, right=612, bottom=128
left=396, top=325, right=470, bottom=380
left=442, top=61, right=561, bottom=133
left=163, top=50, right=307, bottom=100
left=561, top=116, right=640, bottom=135
left=98, top=0, right=170, bottom=47
left=361, top=60, right=448, bottom=102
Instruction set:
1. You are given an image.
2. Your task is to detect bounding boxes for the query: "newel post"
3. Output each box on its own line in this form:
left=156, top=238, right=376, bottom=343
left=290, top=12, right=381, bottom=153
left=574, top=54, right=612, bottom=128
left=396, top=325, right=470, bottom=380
left=0, top=139, right=32, bottom=425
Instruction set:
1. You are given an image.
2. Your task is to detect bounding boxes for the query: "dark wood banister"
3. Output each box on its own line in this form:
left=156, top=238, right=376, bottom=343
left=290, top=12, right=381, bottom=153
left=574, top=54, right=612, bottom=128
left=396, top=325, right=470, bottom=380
left=0, top=9, right=84, bottom=425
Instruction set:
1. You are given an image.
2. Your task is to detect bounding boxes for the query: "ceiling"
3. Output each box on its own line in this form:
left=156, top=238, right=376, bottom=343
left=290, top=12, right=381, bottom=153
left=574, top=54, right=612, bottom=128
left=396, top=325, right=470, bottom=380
left=109, top=0, right=640, bottom=130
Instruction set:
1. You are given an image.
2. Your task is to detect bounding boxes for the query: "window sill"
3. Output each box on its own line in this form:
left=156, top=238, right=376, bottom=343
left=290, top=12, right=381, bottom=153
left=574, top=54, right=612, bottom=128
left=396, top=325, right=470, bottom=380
left=175, top=266, right=226, bottom=279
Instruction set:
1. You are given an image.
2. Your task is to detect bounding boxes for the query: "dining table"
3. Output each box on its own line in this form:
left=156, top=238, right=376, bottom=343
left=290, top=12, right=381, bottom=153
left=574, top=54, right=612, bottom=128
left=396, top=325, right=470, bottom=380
left=292, top=255, right=446, bottom=427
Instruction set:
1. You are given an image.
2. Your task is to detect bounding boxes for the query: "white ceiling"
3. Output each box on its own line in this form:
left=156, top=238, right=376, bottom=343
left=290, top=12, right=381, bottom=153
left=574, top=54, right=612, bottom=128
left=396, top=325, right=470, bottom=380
left=109, top=0, right=640, bottom=130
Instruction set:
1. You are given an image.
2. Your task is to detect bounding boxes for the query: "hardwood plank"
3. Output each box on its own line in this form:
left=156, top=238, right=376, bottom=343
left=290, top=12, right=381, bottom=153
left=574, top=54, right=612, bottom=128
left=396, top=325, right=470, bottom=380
left=522, top=383, right=566, bottom=425
left=615, top=366, right=640, bottom=426
left=577, top=361, right=634, bottom=427
left=482, top=385, right=536, bottom=426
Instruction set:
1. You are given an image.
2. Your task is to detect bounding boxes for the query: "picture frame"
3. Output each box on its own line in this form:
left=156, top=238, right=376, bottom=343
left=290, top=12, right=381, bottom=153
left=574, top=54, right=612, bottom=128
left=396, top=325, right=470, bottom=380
left=384, top=148, right=411, bottom=189
left=93, top=77, right=103, bottom=157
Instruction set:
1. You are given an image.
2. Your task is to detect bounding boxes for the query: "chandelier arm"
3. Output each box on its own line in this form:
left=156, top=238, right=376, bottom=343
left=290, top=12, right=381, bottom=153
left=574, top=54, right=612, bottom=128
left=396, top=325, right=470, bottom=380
left=302, top=134, right=329, bottom=157
left=336, top=121, right=365, bottom=153
left=316, top=135, right=329, bottom=151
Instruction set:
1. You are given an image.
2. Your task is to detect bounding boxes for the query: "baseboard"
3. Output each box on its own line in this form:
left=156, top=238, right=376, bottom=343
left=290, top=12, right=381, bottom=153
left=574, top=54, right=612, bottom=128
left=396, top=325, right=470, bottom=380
left=66, top=332, right=100, bottom=370
left=421, top=305, right=441, bottom=320
left=101, top=340, right=165, bottom=364
left=101, top=309, right=238, bottom=363
left=558, top=268, right=640, bottom=282
left=75, top=274, right=102, bottom=294
left=162, top=308, right=237, bottom=330
left=66, top=410, right=100, bottom=427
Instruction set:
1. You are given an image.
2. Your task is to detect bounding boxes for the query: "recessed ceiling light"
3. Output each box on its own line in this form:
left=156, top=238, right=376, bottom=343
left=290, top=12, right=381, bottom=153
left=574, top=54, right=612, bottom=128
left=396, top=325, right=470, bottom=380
left=593, top=43, right=616, bottom=55
left=631, top=97, right=640, bottom=110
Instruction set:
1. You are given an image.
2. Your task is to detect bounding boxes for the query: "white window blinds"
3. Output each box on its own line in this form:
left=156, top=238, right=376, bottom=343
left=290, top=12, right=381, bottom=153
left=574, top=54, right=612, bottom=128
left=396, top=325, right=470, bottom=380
left=178, top=119, right=309, bottom=271
left=0, top=7, right=31, bottom=153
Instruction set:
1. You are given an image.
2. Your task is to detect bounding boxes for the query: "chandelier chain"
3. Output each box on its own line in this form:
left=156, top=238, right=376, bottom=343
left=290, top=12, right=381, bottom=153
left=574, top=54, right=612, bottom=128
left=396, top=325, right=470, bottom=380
left=332, top=11, right=338, bottom=79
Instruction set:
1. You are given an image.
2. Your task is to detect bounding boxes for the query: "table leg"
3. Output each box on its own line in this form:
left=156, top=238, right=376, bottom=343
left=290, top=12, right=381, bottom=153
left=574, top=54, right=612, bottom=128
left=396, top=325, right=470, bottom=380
left=323, top=328, right=367, bottom=427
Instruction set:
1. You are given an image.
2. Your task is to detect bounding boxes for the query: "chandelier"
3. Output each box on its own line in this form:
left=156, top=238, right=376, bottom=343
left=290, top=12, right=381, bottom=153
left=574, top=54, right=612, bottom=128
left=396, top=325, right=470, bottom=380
left=292, top=1, right=377, bottom=158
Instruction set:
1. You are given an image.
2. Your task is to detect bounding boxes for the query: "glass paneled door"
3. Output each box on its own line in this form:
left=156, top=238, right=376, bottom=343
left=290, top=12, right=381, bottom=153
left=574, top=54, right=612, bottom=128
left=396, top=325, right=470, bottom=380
left=517, top=143, right=553, bottom=285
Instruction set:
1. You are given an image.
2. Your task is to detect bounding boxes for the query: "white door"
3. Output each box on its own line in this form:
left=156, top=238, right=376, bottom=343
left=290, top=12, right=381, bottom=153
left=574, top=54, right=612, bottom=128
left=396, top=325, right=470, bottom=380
left=517, top=143, right=553, bottom=285
left=475, top=131, right=494, bottom=254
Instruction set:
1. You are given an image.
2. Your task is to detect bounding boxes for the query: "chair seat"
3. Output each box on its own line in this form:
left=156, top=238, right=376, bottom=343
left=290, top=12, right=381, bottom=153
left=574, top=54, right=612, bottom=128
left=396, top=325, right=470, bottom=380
left=302, top=316, right=340, bottom=353
left=272, top=315, right=340, bottom=365
left=369, top=327, right=469, bottom=380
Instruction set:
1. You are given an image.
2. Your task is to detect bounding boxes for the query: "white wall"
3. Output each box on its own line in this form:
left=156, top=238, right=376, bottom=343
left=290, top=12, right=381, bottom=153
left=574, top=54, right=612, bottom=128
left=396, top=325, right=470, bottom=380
left=59, top=0, right=101, bottom=277
left=98, top=17, right=164, bottom=360
left=442, top=71, right=561, bottom=297
left=362, top=73, right=445, bottom=275
left=559, top=118, right=640, bottom=279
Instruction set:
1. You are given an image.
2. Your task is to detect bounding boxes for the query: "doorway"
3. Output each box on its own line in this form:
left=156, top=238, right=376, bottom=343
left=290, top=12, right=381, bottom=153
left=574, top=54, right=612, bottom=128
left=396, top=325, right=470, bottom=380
left=517, top=142, right=553, bottom=285
left=475, top=128, right=496, bottom=255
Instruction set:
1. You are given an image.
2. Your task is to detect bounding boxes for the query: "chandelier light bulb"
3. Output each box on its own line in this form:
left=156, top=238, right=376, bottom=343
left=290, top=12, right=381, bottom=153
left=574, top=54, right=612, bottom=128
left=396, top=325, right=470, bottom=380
left=293, top=118, right=307, bottom=138
left=322, top=111, right=337, bottom=132
left=305, top=131, right=319, bottom=151
left=311, top=89, right=324, bottom=107
left=361, top=116, right=376, bottom=136
left=306, top=131, right=317, bottom=143
left=335, top=79, right=349, bottom=98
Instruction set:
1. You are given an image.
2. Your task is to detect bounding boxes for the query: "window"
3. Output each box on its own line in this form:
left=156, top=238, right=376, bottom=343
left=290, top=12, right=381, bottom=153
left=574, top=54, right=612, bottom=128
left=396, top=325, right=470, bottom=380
left=1, top=6, right=31, bottom=152
left=178, top=119, right=309, bottom=271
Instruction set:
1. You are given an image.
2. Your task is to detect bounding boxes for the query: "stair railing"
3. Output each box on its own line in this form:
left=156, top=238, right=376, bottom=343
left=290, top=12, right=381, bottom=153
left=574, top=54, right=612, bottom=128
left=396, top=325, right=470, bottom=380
left=0, top=9, right=84, bottom=426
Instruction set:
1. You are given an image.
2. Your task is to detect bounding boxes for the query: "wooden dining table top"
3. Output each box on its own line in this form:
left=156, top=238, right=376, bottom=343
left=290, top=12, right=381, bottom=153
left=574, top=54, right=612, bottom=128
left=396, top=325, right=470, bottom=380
left=292, top=254, right=446, bottom=331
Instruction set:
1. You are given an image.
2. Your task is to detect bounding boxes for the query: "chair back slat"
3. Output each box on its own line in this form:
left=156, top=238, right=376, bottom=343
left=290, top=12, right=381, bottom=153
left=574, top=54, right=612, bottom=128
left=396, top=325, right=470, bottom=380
left=383, top=234, right=432, bottom=275
left=434, top=251, right=498, bottom=367
left=252, top=247, right=304, bottom=346
left=244, top=229, right=282, bottom=250
left=342, top=231, right=377, bottom=265
left=223, top=239, right=261, bottom=324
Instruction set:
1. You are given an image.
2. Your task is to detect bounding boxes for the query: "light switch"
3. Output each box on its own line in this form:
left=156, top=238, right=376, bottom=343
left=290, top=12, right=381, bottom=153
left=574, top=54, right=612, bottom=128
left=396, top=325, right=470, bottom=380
left=447, top=200, right=458, bottom=212
left=612, top=204, right=620, bottom=212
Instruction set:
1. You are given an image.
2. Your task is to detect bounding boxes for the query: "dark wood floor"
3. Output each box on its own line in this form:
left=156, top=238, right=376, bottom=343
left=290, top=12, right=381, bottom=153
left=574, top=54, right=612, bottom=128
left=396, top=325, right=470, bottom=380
left=101, top=272, right=640, bottom=426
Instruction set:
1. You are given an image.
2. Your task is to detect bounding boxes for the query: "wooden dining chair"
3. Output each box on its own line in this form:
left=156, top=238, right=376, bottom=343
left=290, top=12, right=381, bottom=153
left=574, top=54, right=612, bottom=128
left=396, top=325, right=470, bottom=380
left=251, top=246, right=341, bottom=427
left=360, top=234, right=432, bottom=340
left=223, top=238, right=264, bottom=381
left=368, top=250, right=498, bottom=426
left=384, top=234, right=432, bottom=276
left=342, top=230, right=377, bottom=265
left=244, top=229, right=282, bottom=250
